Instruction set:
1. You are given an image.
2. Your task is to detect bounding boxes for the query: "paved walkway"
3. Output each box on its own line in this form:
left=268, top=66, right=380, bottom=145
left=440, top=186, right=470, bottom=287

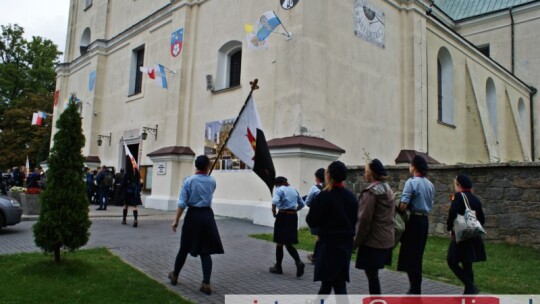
left=0, top=206, right=462, bottom=303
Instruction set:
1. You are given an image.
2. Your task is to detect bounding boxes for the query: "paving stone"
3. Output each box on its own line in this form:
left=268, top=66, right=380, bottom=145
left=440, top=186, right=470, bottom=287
left=0, top=206, right=462, bottom=303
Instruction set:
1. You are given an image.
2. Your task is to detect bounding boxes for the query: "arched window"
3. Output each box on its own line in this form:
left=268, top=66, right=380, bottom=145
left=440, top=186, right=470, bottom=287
left=80, top=27, right=91, bottom=55
left=437, top=47, right=454, bottom=125
left=486, top=78, right=497, bottom=137
left=518, top=98, right=526, bottom=131
left=215, top=41, right=242, bottom=90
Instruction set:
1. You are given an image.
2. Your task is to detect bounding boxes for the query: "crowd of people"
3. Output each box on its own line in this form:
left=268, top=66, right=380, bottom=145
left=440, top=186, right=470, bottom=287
left=2, top=154, right=486, bottom=296
left=1, top=166, right=46, bottom=194
left=167, top=154, right=486, bottom=296
left=85, top=166, right=134, bottom=207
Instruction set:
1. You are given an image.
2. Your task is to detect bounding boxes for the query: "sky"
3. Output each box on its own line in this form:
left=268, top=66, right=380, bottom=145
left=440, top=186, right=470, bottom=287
left=0, top=0, right=70, bottom=61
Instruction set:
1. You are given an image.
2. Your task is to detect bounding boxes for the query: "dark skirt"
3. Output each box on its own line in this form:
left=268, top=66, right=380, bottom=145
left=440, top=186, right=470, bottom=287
left=273, top=212, right=298, bottom=244
left=180, top=207, right=224, bottom=257
left=397, top=214, right=429, bottom=273
left=447, top=236, right=486, bottom=264
left=355, top=245, right=392, bottom=270
left=125, top=192, right=142, bottom=206
left=314, top=236, right=354, bottom=282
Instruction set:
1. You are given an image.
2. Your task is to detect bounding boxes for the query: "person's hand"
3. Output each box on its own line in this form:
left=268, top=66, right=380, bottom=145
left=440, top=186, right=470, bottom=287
left=171, top=220, right=179, bottom=232
left=449, top=231, right=455, bottom=241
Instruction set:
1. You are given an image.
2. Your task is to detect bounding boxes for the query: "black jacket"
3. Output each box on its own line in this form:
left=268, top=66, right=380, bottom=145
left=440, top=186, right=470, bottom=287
left=306, top=187, right=358, bottom=238
left=447, top=191, right=487, bottom=263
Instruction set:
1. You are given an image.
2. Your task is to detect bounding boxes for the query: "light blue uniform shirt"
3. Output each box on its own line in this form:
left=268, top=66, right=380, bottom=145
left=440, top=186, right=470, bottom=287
left=177, top=173, right=216, bottom=209
left=272, top=185, right=305, bottom=210
left=401, top=176, right=435, bottom=213
left=305, top=184, right=323, bottom=207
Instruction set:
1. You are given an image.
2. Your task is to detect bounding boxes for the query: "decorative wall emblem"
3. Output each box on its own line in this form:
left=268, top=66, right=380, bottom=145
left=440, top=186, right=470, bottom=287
left=280, top=0, right=299, bottom=10
left=170, top=28, right=183, bottom=57
left=354, top=0, right=385, bottom=48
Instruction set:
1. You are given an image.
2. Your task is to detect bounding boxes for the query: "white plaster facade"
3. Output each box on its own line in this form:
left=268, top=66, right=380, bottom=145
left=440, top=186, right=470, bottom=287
left=54, top=0, right=534, bottom=221
left=447, top=1, right=540, bottom=160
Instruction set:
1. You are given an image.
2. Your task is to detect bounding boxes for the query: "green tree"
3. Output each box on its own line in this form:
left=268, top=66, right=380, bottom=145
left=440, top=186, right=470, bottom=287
left=0, top=24, right=59, bottom=170
left=33, top=96, right=91, bottom=264
left=0, top=92, right=52, bottom=170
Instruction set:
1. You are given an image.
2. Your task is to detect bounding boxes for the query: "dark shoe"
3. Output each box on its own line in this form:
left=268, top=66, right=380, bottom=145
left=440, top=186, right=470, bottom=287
left=296, top=261, right=305, bottom=277
left=121, top=220, right=127, bottom=225
left=200, top=283, right=212, bottom=295
left=269, top=264, right=283, bottom=274
left=168, top=272, right=178, bottom=286
left=96, top=207, right=103, bottom=210
left=133, top=221, right=138, bottom=228
left=464, top=287, right=480, bottom=295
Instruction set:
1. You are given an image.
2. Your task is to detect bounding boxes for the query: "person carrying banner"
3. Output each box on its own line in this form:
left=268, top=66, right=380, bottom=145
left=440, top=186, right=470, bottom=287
left=121, top=158, right=142, bottom=227
left=168, top=155, right=224, bottom=295
left=269, top=176, right=306, bottom=277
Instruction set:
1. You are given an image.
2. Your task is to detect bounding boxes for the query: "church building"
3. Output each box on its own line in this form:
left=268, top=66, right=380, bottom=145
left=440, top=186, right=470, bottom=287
left=54, top=0, right=538, bottom=225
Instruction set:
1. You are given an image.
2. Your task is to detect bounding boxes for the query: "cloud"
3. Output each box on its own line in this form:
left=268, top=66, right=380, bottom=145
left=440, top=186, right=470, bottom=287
left=0, top=0, right=70, bottom=59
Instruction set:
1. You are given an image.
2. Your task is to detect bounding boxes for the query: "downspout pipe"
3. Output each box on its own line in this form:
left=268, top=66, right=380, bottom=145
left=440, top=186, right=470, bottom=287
left=531, top=86, right=538, bottom=161
left=509, top=7, right=515, bottom=73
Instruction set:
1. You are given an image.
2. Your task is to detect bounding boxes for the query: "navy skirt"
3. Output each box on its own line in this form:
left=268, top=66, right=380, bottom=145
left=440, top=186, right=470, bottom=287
left=397, top=214, right=429, bottom=273
left=447, top=236, right=486, bottom=264
left=355, top=245, right=392, bottom=270
left=180, top=207, right=224, bottom=257
left=273, top=212, right=298, bottom=244
left=125, top=192, right=142, bottom=206
left=314, top=236, right=354, bottom=282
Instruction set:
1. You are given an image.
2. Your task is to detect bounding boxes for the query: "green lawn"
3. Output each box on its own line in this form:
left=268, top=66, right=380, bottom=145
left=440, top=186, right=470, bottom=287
left=251, top=228, right=540, bottom=294
left=0, top=248, right=191, bottom=304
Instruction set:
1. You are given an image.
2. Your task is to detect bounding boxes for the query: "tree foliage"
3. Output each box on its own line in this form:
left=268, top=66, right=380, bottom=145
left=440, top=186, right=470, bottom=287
left=33, top=97, right=91, bottom=263
left=0, top=93, right=52, bottom=170
left=0, top=24, right=60, bottom=171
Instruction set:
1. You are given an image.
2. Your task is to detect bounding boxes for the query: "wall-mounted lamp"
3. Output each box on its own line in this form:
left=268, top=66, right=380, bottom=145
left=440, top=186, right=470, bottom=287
left=141, top=125, right=158, bottom=141
left=205, top=75, right=214, bottom=91
left=97, top=133, right=111, bottom=146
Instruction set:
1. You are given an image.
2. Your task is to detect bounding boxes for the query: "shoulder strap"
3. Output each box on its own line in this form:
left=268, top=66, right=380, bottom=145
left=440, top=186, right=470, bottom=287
left=460, top=192, right=471, bottom=210
left=316, top=184, right=323, bottom=190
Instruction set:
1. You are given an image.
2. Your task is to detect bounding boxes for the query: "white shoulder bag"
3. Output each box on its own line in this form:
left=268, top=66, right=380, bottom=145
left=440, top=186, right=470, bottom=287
left=453, top=193, right=486, bottom=243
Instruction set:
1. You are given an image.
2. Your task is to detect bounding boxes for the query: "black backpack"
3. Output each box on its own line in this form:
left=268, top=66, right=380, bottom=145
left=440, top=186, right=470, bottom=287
left=103, top=172, right=114, bottom=187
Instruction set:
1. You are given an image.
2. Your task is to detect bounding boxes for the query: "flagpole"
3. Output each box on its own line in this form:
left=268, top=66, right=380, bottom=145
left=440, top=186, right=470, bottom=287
left=209, top=79, right=260, bottom=175
left=273, top=10, right=292, bottom=39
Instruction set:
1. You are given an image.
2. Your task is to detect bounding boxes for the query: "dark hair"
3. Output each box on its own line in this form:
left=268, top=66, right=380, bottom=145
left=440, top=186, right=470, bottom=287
left=315, top=168, right=325, bottom=182
left=369, top=158, right=387, bottom=181
left=456, top=174, right=473, bottom=189
left=124, top=156, right=140, bottom=181
left=411, top=155, right=428, bottom=176
left=275, top=176, right=289, bottom=186
left=195, top=155, right=210, bottom=170
left=327, top=161, right=347, bottom=183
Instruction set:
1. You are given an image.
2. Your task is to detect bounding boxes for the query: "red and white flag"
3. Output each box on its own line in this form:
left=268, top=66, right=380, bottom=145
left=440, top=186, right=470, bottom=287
left=140, top=64, right=168, bottom=89
left=31, top=113, right=42, bottom=126
left=123, top=142, right=138, bottom=172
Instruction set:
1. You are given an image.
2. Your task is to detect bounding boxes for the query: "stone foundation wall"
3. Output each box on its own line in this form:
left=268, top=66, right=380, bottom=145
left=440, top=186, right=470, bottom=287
left=347, top=163, right=540, bottom=249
